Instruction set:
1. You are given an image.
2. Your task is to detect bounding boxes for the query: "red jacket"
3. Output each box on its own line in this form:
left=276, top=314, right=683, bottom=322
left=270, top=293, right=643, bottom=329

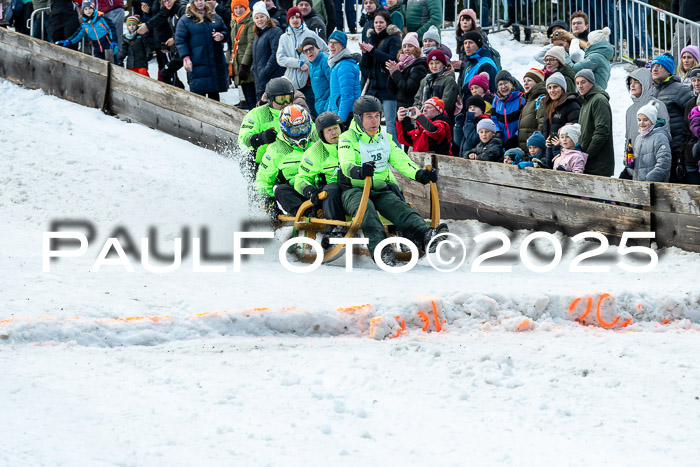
left=396, top=113, right=453, bottom=156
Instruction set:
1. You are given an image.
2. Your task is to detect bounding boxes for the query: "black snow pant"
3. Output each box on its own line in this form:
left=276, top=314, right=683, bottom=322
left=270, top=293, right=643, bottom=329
left=318, top=182, right=345, bottom=232
left=161, top=57, right=185, bottom=88
left=48, top=13, right=79, bottom=50
left=273, top=183, right=307, bottom=215
left=341, top=185, right=428, bottom=255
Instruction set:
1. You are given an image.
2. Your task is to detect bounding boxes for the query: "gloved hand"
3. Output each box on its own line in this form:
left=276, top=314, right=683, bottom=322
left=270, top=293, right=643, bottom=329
left=518, top=161, right=534, bottom=169
left=303, top=186, right=322, bottom=205
left=415, top=168, right=438, bottom=184
left=238, top=64, right=250, bottom=81
left=110, top=42, right=118, bottom=55
left=249, top=128, right=277, bottom=149
left=531, top=158, right=546, bottom=169
left=676, top=161, right=687, bottom=182
left=355, top=161, right=376, bottom=179
left=55, top=40, right=70, bottom=47
left=556, top=165, right=569, bottom=172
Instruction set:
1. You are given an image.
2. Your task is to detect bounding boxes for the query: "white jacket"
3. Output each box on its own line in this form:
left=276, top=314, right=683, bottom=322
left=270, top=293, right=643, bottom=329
left=276, top=24, right=329, bottom=89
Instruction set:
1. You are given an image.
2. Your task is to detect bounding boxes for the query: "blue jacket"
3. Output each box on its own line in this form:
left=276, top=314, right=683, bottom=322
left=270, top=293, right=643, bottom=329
left=174, top=11, right=230, bottom=95
left=461, top=47, right=498, bottom=97
left=252, top=25, right=285, bottom=101
left=309, top=51, right=331, bottom=116
left=327, top=50, right=361, bottom=122
left=67, top=11, right=117, bottom=56
left=491, top=89, right=526, bottom=148
left=454, top=113, right=491, bottom=157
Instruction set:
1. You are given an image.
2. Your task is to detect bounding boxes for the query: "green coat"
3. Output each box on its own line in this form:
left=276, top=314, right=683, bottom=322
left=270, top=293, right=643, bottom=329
left=256, top=131, right=319, bottom=197
left=231, top=11, right=255, bottom=86
left=238, top=105, right=281, bottom=163
left=567, top=41, right=614, bottom=91
left=578, top=86, right=615, bottom=177
left=405, top=0, right=442, bottom=42
left=294, top=140, right=340, bottom=195
left=518, top=81, right=547, bottom=152
left=338, top=121, right=421, bottom=190
left=413, top=68, right=460, bottom=117
left=558, top=64, right=578, bottom=95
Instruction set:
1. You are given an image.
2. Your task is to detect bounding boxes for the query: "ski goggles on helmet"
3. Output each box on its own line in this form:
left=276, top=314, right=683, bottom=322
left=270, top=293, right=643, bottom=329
left=285, top=120, right=311, bottom=137
left=273, top=93, right=294, bottom=105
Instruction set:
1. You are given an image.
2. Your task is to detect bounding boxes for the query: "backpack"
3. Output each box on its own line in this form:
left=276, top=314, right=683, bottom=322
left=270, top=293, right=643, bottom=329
left=491, top=47, right=502, bottom=72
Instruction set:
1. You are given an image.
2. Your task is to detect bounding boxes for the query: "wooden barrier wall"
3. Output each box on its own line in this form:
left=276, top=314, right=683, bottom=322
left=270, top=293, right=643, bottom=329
left=1, top=29, right=698, bottom=252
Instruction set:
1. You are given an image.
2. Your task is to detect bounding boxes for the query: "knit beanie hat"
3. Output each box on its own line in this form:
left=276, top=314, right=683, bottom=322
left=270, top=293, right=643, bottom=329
left=459, top=8, right=477, bottom=25
left=688, top=67, right=700, bottom=80
left=287, top=6, right=303, bottom=22
left=650, top=53, right=675, bottom=75
left=462, top=31, right=483, bottom=49
left=424, top=97, right=445, bottom=114
left=587, top=27, right=611, bottom=45
left=301, top=37, right=318, bottom=49
left=559, top=123, right=581, bottom=146
left=126, top=15, right=140, bottom=26
left=527, top=131, right=547, bottom=150
left=637, top=103, right=658, bottom=125
left=505, top=147, right=525, bottom=160
left=545, top=46, right=567, bottom=66
left=402, top=32, right=419, bottom=49
left=546, top=72, right=567, bottom=91
left=231, top=0, right=248, bottom=9
left=427, top=49, right=448, bottom=67
left=680, top=45, right=700, bottom=65
left=524, top=68, right=545, bottom=84
left=476, top=118, right=498, bottom=133
left=423, top=25, right=441, bottom=45
left=495, top=69, right=516, bottom=87
left=252, top=1, right=270, bottom=18
left=468, top=73, right=489, bottom=92
left=82, top=0, right=94, bottom=9
left=464, top=95, right=486, bottom=113
left=295, top=0, right=312, bottom=6
left=547, top=20, right=569, bottom=38
left=328, top=30, right=347, bottom=48
left=575, top=68, right=595, bottom=85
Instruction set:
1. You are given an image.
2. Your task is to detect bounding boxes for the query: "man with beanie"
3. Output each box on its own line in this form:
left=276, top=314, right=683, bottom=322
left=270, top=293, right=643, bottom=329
left=460, top=30, right=498, bottom=98
left=680, top=67, right=700, bottom=184
left=518, top=67, right=547, bottom=153
left=277, top=6, right=328, bottom=115
left=568, top=27, right=614, bottom=90
left=632, top=102, right=672, bottom=182
left=327, top=30, right=361, bottom=126
left=302, top=37, right=331, bottom=118
left=406, top=0, right=442, bottom=42
left=575, top=68, right=614, bottom=177
left=491, top=69, right=526, bottom=150
left=649, top=53, right=695, bottom=182
left=397, top=97, right=453, bottom=156
left=467, top=118, right=503, bottom=162
left=295, top=0, right=329, bottom=40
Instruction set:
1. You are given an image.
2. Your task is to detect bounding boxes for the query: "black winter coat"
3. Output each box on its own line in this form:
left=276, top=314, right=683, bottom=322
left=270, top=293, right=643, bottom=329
left=174, top=12, right=230, bottom=95
left=252, top=25, right=285, bottom=100
left=672, top=0, right=700, bottom=22
left=651, top=76, right=695, bottom=157
left=682, top=95, right=699, bottom=166
left=361, top=25, right=402, bottom=102
left=146, top=0, right=187, bottom=44
left=471, top=133, right=504, bottom=162
left=117, top=34, right=149, bottom=69
left=387, top=57, right=429, bottom=109
left=541, top=94, right=580, bottom=168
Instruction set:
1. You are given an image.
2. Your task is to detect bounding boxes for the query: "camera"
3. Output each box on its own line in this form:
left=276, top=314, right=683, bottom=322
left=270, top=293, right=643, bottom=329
left=408, top=109, right=417, bottom=117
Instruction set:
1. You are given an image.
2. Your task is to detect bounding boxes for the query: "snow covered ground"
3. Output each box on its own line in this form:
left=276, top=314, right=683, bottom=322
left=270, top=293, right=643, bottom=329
left=2, top=31, right=700, bottom=466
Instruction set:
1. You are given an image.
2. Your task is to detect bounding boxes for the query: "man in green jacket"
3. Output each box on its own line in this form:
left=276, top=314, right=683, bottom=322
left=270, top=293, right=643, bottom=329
left=575, top=69, right=615, bottom=177
left=405, top=0, right=442, bottom=42
left=256, top=105, right=318, bottom=218
left=294, top=111, right=346, bottom=240
left=238, top=78, right=296, bottom=181
left=338, top=96, right=447, bottom=266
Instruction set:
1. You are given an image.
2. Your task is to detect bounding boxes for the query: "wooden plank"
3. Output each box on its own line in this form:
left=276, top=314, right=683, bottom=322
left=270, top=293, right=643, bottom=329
left=109, top=64, right=245, bottom=137
left=438, top=176, right=651, bottom=238
left=652, top=183, right=700, bottom=216
left=433, top=155, right=651, bottom=206
left=390, top=152, right=435, bottom=218
left=653, top=211, right=700, bottom=252
left=110, top=89, right=237, bottom=152
left=0, top=29, right=108, bottom=109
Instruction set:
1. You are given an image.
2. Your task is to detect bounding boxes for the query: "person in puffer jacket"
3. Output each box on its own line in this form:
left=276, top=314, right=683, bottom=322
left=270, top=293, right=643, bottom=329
left=56, top=0, right=118, bottom=60
left=454, top=95, right=492, bottom=158
left=251, top=4, right=285, bottom=101
left=405, top=0, right=441, bottom=42
left=551, top=123, right=588, bottom=173
left=302, top=37, right=330, bottom=118
left=396, top=97, right=453, bottom=156
left=567, top=27, right=614, bottom=90
left=117, top=16, right=150, bottom=76
left=632, top=103, right=672, bottom=182
left=518, top=68, right=547, bottom=153
left=467, top=118, right=503, bottom=162
left=414, top=49, right=460, bottom=118
left=490, top=70, right=526, bottom=150
left=326, top=30, right=361, bottom=126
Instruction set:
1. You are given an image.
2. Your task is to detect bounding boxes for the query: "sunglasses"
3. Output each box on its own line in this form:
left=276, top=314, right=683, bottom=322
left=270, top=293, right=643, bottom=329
left=302, top=47, right=315, bottom=55
left=273, top=94, right=294, bottom=105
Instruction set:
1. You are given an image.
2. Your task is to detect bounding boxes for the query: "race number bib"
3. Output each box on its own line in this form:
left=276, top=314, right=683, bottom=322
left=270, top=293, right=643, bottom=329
left=359, top=134, right=391, bottom=172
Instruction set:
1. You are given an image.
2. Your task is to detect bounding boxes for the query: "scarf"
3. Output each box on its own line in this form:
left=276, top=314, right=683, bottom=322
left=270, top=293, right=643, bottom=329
left=421, top=46, right=436, bottom=56
left=396, top=53, right=418, bottom=72
left=328, top=46, right=353, bottom=68
left=124, top=30, right=137, bottom=40
left=639, top=126, right=654, bottom=138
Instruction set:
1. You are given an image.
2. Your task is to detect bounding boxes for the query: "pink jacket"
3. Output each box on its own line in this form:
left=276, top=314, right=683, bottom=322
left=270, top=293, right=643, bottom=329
left=690, top=106, right=700, bottom=140
left=553, top=148, right=588, bottom=173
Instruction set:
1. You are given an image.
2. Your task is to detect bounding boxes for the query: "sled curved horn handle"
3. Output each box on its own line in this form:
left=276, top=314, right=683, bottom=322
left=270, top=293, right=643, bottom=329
left=425, top=163, right=440, bottom=228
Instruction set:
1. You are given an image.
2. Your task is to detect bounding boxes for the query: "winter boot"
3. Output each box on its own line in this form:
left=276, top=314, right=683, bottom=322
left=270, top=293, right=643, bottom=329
left=320, top=226, right=347, bottom=250
left=422, top=223, right=449, bottom=253
left=377, top=244, right=397, bottom=267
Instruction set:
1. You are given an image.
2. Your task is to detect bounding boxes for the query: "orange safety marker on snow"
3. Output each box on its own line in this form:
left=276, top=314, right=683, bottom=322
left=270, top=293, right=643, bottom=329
left=336, top=304, right=372, bottom=313
left=568, top=294, right=633, bottom=329
left=594, top=293, right=619, bottom=328
left=431, top=301, right=443, bottom=332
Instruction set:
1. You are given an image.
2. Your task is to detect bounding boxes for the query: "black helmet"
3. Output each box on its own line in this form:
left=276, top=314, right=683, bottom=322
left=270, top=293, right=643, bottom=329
left=315, top=111, right=343, bottom=142
left=265, top=77, right=295, bottom=100
left=352, top=96, right=383, bottom=132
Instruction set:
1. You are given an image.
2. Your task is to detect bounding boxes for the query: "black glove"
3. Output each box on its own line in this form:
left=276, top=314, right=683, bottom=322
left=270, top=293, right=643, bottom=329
left=238, top=64, right=250, bottom=81
left=556, top=165, right=570, bottom=172
left=350, top=161, right=376, bottom=179
left=303, top=185, right=322, bottom=205
left=676, top=161, right=687, bottom=182
left=415, top=168, right=438, bottom=184
left=249, top=128, right=277, bottom=149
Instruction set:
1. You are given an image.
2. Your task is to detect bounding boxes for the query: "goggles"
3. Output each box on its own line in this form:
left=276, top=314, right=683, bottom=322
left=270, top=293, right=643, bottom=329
left=273, top=94, right=294, bottom=105
left=286, top=121, right=311, bottom=137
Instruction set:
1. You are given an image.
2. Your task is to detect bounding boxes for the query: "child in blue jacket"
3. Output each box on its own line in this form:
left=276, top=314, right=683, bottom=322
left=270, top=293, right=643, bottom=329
left=56, top=0, right=118, bottom=61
